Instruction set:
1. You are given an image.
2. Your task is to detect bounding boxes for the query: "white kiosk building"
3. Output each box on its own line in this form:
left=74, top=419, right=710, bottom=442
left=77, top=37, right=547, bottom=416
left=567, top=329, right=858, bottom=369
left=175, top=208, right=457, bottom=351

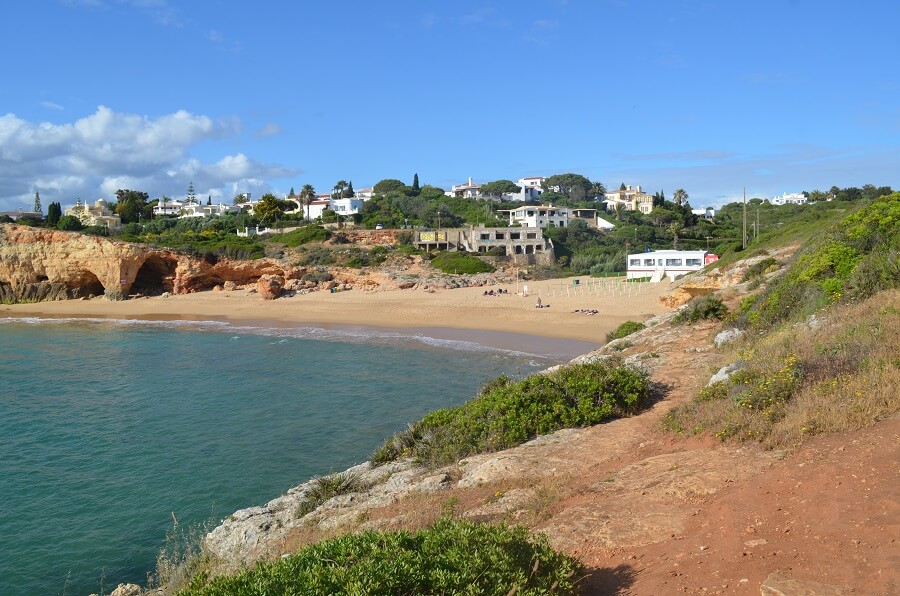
left=626, top=250, right=718, bottom=282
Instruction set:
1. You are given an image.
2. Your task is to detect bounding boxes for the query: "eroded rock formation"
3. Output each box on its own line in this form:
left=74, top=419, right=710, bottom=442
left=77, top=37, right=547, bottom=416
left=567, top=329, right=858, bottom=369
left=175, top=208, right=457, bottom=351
left=0, top=224, right=296, bottom=302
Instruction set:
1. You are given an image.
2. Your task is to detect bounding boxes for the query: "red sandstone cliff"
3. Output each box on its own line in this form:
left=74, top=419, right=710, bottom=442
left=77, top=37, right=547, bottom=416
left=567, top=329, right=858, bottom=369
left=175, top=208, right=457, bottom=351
left=0, top=224, right=295, bottom=302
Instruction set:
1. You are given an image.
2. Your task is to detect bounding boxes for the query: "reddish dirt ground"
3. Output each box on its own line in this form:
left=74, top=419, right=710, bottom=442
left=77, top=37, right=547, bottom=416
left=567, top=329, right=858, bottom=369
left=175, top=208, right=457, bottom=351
left=583, top=417, right=899, bottom=595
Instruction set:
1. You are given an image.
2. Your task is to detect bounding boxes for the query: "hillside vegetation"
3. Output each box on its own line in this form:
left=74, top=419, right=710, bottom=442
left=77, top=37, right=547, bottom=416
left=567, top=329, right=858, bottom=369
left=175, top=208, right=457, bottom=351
left=178, top=519, right=581, bottom=596
left=665, top=193, right=900, bottom=447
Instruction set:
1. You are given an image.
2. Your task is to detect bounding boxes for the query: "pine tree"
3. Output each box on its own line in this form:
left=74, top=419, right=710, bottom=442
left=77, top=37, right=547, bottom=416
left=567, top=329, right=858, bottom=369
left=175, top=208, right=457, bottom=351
left=46, top=202, right=62, bottom=226
left=207, top=195, right=212, bottom=205
left=187, top=181, right=196, bottom=204
left=289, top=187, right=296, bottom=198
left=412, top=173, right=420, bottom=193
left=33, top=191, right=42, bottom=214
left=344, top=181, right=355, bottom=198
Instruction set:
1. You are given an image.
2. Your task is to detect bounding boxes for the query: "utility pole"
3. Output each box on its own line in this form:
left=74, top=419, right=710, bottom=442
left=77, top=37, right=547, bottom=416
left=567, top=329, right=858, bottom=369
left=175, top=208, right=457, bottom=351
left=742, top=187, right=748, bottom=250
left=756, top=204, right=760, bottom=239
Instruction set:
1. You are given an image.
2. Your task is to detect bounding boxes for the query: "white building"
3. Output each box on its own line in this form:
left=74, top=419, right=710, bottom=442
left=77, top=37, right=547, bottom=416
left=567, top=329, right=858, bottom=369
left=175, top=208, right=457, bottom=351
left=355, top=187, right=375, bottom=200
left=446, top=177, right=482, bottom=199
left=691, top=207, right=716, bottom=219
left=626, top=250, right=718, bottom=282
left=153, top=199, right=239, bottom=218
left=596, top=216, right=616, bottom=230
left=770, top=192, right=807, bottom=206
left=503, top=205, right=600, bottom=229
left=330, top=197, right=365, bottom=216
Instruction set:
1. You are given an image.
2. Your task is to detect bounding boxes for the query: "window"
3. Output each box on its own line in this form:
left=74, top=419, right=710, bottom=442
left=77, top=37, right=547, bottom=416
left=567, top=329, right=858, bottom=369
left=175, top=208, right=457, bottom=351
left=686, top=258, right=702, bottom=267
left=495, top=233, right=505, bottom=240
left=665, top=258, right=683, bottom=266
left=480, top=234, right=490, bottom=240
left=510, top=232, right=520, bottom=240
left=526, top=233, right=536, bottom=239
left=644, top=259, right=655, bottom=266
left=629, top=259, right=641, bottom=266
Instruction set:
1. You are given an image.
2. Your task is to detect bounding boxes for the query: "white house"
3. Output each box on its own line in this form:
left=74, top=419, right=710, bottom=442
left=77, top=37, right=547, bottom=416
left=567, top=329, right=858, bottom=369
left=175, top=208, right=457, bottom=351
left=770, top=192, right=807, bottom=206
left=503, top=205, right=600, bottom=229
left=517, top=176, right=546, bottom=190
left=626, top=250, right=719, bottom=282
left=355, top=187, right=375, bottom=200
left=446, top=177, right=482, bottom=199
left=604, top=185, right=655, bottom=214
left=691, top=207, right=716, bottom=219
left=330, top=197, right=365, bottom=216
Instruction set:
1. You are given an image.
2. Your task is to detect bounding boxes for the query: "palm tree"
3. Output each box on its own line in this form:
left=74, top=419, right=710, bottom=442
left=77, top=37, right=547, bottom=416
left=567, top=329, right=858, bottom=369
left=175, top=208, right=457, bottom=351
left=299, top=184, right=316, bottom=221
left=333, top=180, right=348, bottom=200
left=673, top=188, right=689, bottom=207
left=667, top=222, right=683, bottom=249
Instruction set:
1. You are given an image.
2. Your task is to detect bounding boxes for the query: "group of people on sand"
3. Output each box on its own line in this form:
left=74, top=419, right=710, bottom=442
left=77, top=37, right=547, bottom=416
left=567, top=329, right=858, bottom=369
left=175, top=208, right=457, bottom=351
left=573, top=309, right=599, bottom=315
left=482, top=289, right=509, bottom=297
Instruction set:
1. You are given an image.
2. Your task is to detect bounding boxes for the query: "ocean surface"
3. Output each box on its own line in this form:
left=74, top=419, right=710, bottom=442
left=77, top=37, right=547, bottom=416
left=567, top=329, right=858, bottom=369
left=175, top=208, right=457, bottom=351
left=0, top=317, right=568, bottom=596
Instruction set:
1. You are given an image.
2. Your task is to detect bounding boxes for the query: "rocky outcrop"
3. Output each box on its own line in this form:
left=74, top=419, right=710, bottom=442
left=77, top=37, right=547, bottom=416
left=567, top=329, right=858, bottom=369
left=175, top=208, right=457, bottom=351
left=0, top=224, right=296, bottom=302
left=257, top=275, right=284, bottom=300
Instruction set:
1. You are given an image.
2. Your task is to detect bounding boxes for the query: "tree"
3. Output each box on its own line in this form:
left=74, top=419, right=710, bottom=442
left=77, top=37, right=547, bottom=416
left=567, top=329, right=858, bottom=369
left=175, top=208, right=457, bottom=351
left=56, top=215, right=83, bottom=231
left=620, top=183, right=627, bottom=191
left=480, top=180, right=520, bottom=200
left=590, top=181, right=607, bottom=200
left=343, top=181, right=355, bottom=198
left=33, top=191, right=42, bottom=214
left=234, top=193, right=248, bottom=205
left=412, top=173, right=420, bottom=194
left=207, top=195, right=212, bottom=205
left=255, top=193, right=284, bottom=225
left=46, top=202, right=62, bottom=226
left=673, top=188, right=689, bottom=207
left=333, top=180, right=348, bottom=199
left=299, top=184, right=316, bottom=220
left=667, top=221, right=683, bottom=249
left=289, top=187, right=296, bottom=198
left=373, top=179, right=408, bottom=195
left=186, top=180, right=196, bottom=204
left=542, top=174, right=594, bottom=201
left=114, top=189, right=151, bottom=224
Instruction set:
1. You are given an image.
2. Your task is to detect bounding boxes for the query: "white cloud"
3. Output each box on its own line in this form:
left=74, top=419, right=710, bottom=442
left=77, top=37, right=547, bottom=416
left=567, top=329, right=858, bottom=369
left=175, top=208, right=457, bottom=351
left=40, top=101, right=65, bottom=111
left=255, top=123, right=282, bottom=138
left=0, top=106, right=297, bottom=210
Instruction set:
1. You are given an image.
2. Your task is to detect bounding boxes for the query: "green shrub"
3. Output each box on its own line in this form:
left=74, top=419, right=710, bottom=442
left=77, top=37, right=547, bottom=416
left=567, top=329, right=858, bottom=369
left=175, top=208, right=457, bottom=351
left=301, top=270, right=333, bottom=284
left=605, top=320, right=646, bottom=342
left=372, top=359, right=650, bottom=467
left=430, top=252, right=495, bottom=275
left=295, top=247, right=337, bottom=267
left=180, top=519, right=581, bottom=596
left=271, top=225, right=330, bottom=247
left=296, top=472, right=372, bottom=517
left=672, top=294, right=728, bottom=325
left=742, top=193, right=900, bottom=329
left=744, top=257, right=779, bottom=280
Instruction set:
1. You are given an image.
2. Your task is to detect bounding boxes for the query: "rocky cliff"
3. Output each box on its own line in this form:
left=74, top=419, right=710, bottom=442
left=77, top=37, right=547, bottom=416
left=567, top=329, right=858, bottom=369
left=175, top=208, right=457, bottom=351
left=0, top=224, right=295, bottom=302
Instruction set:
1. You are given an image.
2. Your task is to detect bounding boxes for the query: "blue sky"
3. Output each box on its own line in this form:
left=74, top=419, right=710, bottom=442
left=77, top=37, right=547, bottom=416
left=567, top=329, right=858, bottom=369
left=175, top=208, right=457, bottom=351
left=1, top=0, right=898, bottom=212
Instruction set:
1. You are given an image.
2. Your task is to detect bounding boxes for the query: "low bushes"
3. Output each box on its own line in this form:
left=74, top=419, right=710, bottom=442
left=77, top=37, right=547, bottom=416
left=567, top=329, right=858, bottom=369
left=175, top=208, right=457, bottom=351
left=663, top=290, right=900, bottom=448
left=741, top=193, right=900, bottom=329
left=270, top=225, right=330, bottom=247
left=295, top=472, right=372, bottom=517
left=430, top=252, right=495, bottom=275
left=180, top=519, right=581, bottom=596
left=372, top=359, right=651, bottom=467
left=671, top=294, right=728, bottom=325
left=605, top=320, right=646, bottom=342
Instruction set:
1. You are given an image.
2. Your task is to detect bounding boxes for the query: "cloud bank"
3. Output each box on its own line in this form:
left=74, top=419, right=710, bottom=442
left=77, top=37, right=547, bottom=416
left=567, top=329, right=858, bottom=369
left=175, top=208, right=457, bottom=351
left=0, top=106, right=295, bottom=211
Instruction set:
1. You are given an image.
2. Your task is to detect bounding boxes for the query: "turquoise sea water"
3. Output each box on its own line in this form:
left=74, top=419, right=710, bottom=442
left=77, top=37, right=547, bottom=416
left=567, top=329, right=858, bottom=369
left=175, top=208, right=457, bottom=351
left=0, top=318, right=562, bottom=596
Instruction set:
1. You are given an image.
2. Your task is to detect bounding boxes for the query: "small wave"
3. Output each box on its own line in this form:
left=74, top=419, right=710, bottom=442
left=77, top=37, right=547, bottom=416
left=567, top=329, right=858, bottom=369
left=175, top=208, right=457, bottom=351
left=0, top=316, right=555, bottom=360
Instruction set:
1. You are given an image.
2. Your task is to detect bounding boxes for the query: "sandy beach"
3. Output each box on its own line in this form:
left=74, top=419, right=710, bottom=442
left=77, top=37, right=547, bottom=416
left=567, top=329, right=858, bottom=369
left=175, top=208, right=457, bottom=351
left=2, top=276, right=673, bottom=357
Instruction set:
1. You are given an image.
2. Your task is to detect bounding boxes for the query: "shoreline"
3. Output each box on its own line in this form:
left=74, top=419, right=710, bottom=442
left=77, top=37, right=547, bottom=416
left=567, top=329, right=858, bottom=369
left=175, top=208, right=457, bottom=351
left=2, top=276, right=672, bottom=358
